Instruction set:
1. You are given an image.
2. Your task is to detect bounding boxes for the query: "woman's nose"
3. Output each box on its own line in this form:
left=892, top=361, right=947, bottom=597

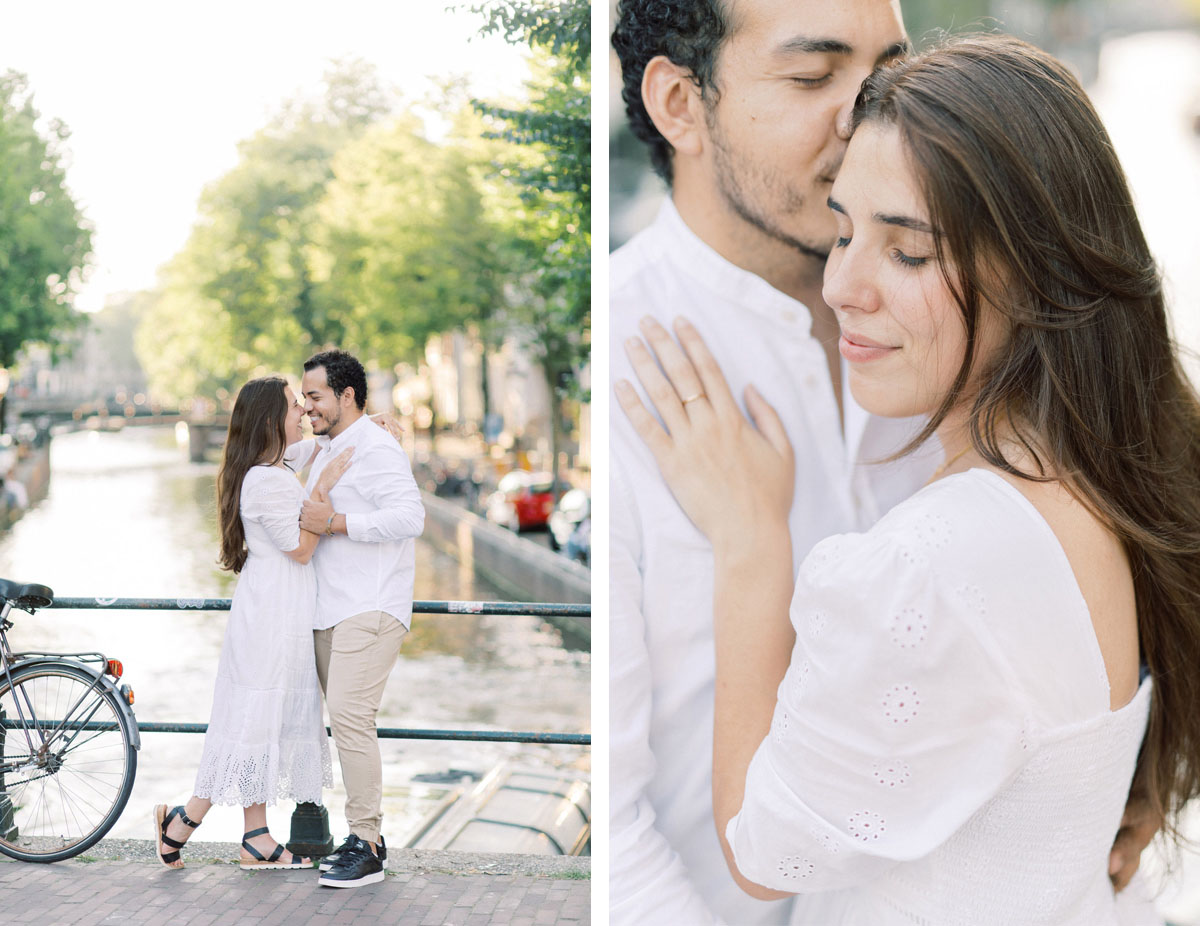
left=822, top=243, right=880, bottom=316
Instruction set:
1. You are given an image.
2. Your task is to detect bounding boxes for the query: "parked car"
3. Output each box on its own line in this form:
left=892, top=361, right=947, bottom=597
left=549, top=489, right=590, bottom=565
left=486, top=471, right=556, bottom=532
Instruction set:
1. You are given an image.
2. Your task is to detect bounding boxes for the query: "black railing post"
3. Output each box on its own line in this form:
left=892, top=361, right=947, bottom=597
left=0, top=704, right=15, bottom=840
left=287, top=802, right=333, bottom=859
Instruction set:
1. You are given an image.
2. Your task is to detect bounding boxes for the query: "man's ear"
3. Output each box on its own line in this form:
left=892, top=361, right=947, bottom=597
left=340, top=387, right=356, bottom=409
left=641, top=55, right=708, bottom=159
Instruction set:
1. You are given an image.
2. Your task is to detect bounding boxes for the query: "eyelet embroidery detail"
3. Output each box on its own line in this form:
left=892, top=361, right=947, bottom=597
left=809, top=827, right=840, bottom=855
left=773, top=710, right=790, bottom=745
left=889, top=608, right=928, bottom=649
left=808, top=610, right=828, bottom=638
left=912, top=512, right=952, bottom=550
left=882, top=684, right=920, bottom=724
left=955, top=583, right=988, bottom=617
left=872, top=760, right=912, bottom=788
left=897, top=543, right=928, bottom=568
left=776, top=856, right=815, bottom=881
left=791, top=659, right=812, bottom=697
left=848, top=810, right=886, bottom=842
left=800, top=537, right=847, bottom=583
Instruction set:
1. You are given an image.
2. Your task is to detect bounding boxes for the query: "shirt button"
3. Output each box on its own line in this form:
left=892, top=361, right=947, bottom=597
left=781, top=310, right=796, bottom=323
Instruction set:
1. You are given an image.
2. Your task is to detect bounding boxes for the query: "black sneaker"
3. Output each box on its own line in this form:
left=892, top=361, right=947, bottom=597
left=320, top=833, right=387, bottom=872
left=317, top=835, right=385, bottom=888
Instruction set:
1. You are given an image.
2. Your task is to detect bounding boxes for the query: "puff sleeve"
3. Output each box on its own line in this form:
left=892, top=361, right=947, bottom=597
left=240, top=467, right=303, bottom=553
left=726, top=521, right=1031, bottom=893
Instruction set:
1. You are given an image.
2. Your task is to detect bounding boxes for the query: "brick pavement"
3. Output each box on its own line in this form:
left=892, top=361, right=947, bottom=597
left=0, top=849, right=590, bottom=925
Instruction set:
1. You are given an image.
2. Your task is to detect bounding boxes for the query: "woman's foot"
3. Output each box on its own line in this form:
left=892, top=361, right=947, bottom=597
left=153, top=804, right=201, bottom=870
left=239, top=827, right=311, bottom=869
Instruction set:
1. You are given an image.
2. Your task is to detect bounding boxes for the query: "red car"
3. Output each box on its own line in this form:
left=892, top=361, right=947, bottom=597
left=486, top=471, right=556, bottom=532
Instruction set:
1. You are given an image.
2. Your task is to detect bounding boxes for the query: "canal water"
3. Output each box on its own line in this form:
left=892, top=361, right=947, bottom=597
left=0, top=426, right=590, bottom=849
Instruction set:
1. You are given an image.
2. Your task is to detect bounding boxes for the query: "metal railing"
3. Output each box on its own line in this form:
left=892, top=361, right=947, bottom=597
left=45, top=597, right=591, bottom=747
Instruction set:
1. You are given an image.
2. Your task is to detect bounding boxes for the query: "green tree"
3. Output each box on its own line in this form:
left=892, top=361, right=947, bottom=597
left=136, top=60, right=392, bottom=400
left=471, top=0, right=591, bottom=487
left=0, top=71, right=92, bottom=428
left=315, top=116, right=499, bottom=364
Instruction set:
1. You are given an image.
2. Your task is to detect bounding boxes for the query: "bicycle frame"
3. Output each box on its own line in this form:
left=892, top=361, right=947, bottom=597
left=0, top=599, right=141, bottom=780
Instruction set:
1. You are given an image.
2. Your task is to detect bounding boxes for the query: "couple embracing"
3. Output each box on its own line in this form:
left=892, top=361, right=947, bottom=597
left=612, top=1, right=1199, bottom=924
left=152, top=349, right=424, bottom=889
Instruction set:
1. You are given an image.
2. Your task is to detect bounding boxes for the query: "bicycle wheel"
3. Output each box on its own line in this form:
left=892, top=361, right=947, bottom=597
left=0, top=662, right=137, bottom=862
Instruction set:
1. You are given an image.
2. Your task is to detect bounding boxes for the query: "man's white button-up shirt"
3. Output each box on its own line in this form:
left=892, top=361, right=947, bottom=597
left=609, top=200, right=938, bottom=926
left=299, top=413, right=425, bottom=631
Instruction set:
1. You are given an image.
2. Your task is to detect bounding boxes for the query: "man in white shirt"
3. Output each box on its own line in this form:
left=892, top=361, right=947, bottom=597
left=296, top=349, right=425, bottom=888
left=610, top=4, right=928, bottom=922
left=610, top=2, right=1158, bottom=924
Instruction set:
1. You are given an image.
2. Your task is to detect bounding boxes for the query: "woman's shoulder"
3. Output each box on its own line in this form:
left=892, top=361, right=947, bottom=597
left=240, top=464, right=301, bottom=499
left=803, top=469, right=1037, bottom=584
left=797, top=468, right=1111, bottom=721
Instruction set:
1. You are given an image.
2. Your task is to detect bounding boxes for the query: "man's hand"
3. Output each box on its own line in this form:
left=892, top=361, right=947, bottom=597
left=1108, top=794, right=1162, bottom=892
left=300, top=497, right=335, bottom=534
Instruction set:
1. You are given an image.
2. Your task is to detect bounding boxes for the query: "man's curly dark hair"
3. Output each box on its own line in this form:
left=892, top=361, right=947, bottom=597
left=304, top=349, right=368, bottom=411
left=612, top=0, right=734, bottom=184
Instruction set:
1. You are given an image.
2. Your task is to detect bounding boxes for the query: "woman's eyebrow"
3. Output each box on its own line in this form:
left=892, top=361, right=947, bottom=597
left=874, top=212, right=934, bottom=234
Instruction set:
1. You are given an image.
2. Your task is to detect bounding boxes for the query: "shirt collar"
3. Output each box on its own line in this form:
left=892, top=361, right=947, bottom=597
left=654, top=197, right=816, bottom=335
left=317, top=412, right=371, bottom=451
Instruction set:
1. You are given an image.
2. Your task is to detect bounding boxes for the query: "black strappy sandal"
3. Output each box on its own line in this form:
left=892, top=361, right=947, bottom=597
left=152, top=804, right=200, bottom=870
left=239, top=826, right=311, bottom=870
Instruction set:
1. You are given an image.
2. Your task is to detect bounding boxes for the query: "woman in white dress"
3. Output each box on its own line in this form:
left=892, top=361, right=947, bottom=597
left=153, top=376, right=353, bottom=870
left=618, top=36, right=1200, bottom=924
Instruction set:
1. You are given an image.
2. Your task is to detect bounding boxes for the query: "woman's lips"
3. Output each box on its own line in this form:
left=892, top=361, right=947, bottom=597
left=838, top=331, right=899, bottom=363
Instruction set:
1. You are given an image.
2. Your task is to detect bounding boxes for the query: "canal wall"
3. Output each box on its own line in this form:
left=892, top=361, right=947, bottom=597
left=421, top=493, right=590, bottom=644
left=1, top=442, right=50, bottom=529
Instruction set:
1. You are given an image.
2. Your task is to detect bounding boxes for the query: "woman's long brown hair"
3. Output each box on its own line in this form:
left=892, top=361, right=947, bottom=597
left=216, top=376, right=290, bottom=574
left=853, top=35, right=1200, bottom=838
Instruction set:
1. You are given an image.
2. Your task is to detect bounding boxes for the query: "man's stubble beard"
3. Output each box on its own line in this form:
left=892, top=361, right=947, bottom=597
left=707, top=106, right=834, bottom=265
left=313, top=407, right=342, bottom=436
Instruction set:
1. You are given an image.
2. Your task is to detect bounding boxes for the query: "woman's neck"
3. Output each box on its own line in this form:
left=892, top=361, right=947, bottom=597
left=933, top=412, right=1057, bottom=484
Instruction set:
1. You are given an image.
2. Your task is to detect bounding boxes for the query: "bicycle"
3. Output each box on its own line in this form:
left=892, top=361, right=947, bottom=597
left=0, top=578, right=140, bottom=862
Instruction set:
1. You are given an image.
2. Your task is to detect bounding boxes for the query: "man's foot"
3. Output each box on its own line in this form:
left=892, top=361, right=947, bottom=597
left=320, top=833, right=387, bottom=872
left=239, top=827, right=312, bottom=870
left=317, top=835, right=385, bottom=888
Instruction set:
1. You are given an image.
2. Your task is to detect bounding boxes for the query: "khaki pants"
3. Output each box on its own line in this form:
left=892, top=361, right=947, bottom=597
left=314, top=610, right=407, bottom=845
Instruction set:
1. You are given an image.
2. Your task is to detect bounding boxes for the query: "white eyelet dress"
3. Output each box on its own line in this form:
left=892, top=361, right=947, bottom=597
left=192, top=464, right=332, bottom=806
left=727, top=469, right=1162, bottom=926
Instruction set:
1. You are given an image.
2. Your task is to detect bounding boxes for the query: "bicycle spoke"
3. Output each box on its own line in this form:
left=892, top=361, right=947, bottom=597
left=0, top=664, right=136, bottom=860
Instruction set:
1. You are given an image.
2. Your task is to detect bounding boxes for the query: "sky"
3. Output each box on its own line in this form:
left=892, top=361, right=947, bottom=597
left=0, top=0, right=532, bottom=312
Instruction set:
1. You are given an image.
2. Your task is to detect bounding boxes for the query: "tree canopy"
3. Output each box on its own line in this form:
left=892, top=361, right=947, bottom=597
left=0, top=71, right=91, bottom=369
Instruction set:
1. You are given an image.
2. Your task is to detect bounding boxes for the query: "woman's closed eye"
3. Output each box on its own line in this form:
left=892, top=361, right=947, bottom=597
left=891, top=249, right=929, bottom=268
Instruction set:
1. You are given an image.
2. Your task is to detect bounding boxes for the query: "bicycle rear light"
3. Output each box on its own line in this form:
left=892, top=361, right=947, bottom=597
left=105, top=659, right=123, bottom=678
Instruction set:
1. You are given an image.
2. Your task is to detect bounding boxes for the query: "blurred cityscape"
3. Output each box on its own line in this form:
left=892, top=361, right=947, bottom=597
left=0, top=0, right=591, bottom=568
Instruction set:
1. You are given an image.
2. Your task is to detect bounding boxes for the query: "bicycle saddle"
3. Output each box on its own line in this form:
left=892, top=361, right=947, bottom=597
left=0, top=578, right=54, bottom=609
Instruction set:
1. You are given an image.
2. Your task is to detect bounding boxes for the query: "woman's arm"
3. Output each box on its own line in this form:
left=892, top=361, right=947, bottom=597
left=616, top=315, right=797, bottom=897
left=283, top=448, right=354, bottom=565
left=711, top=523, right=796, bottom=899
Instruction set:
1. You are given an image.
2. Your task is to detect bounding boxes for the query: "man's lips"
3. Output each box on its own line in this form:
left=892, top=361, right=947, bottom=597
left=839, top=331, right=899, bottom=362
